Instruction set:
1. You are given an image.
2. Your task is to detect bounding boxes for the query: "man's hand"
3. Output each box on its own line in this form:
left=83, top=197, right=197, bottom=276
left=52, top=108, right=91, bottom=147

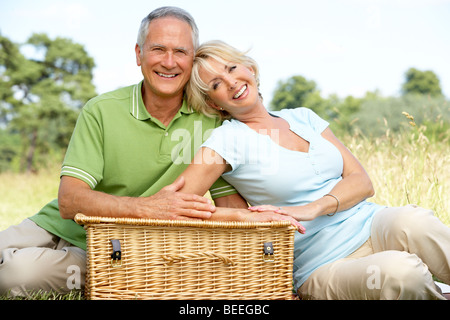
left=58, top=175, right=215, bottom=221
left=133, top=176, right=216, bottom=220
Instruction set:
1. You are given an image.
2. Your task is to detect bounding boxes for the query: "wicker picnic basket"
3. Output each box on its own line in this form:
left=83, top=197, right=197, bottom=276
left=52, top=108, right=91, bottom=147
left=74, top=213, right=296, bottom=300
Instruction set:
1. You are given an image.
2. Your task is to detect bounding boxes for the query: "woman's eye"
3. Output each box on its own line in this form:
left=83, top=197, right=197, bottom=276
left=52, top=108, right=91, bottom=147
left=212, top=83, right=220, bottom=90
left=229, top=65, right=237, bottom=72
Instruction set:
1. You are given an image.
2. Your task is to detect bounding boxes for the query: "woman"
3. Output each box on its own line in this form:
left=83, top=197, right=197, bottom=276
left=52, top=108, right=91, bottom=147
left=178, top=40, right=450, bottom=299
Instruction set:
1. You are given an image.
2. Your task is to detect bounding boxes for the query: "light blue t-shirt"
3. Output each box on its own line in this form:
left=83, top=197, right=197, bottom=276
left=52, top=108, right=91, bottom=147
left=202, top=107, right=385, bottom=291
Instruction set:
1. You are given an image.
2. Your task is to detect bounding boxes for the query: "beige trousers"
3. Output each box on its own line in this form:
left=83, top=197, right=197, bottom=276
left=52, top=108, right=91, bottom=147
left=0, top=219, right=86, bottom=298
left=298, top=204, right=450, bottom=300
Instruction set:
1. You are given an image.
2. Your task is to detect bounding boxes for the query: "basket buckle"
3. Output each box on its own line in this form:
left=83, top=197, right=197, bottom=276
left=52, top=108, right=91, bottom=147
left=263, top=242, right=275, bottom=262
left=110, top=239, right=122, bottom=267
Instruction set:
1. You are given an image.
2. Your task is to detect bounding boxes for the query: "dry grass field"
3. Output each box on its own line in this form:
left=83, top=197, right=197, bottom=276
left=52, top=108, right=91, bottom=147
left=347, top=128, right=449, bottom=226
left=0, top=166, right=60, bottom=231
left=1, top=129, right=448, bottom=230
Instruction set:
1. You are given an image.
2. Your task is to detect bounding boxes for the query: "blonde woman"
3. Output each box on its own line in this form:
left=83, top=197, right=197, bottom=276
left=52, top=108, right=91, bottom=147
left=176, top=40, right=450, bottom=300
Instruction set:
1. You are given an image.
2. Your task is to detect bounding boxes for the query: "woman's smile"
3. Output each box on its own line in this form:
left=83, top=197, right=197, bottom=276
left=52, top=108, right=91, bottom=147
left=233, top=84, right=248, bottom=99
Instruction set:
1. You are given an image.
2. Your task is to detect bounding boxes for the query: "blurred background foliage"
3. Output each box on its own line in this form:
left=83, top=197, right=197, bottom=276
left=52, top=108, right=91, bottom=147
left=270, top=67, right=449, bottom=143
left=0, top=32, right=96, bottom=173
left=0, top=32, right=449, bottom=173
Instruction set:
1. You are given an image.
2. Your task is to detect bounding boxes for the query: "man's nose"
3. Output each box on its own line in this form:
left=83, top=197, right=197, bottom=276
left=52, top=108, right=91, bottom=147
left=160, top=52, right=177, bottom=69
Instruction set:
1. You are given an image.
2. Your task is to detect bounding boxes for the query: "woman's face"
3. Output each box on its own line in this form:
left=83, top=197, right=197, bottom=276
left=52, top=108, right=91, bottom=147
left=199, top=58, right=258, bottom=113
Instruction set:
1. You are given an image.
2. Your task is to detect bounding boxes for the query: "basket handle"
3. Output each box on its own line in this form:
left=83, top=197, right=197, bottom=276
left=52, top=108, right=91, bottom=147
left=162, top=251, right=235, bottom=266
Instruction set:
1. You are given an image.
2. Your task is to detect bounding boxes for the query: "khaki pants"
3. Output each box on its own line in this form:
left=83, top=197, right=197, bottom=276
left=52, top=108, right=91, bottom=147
left=0, top=219, right=86, bottom=298
left=298, top=204, right=450, bottom=300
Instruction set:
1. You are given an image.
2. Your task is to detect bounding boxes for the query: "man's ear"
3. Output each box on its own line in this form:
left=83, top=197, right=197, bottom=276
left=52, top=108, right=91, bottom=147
left=135, top=44, right=142, bottom=66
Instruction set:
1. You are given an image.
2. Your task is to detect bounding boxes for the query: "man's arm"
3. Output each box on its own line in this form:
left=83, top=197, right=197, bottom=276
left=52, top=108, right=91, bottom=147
left=58, top=175, right=216, bottom=221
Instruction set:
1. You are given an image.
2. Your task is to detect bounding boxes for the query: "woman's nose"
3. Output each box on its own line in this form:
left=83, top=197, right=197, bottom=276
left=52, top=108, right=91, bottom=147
left=224, top=76, right=237, bottom=89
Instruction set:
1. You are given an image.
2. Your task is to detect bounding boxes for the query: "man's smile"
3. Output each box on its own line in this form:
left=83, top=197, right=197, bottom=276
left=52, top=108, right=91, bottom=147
left=156, top=72, right=179, bottom=78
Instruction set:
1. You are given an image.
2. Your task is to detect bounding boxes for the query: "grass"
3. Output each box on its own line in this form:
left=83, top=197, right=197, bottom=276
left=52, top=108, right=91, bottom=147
left=0, top=127, right=449, bottom=299
left=346, top=126, right=449, bottom=226
left=0, top=290, right=84, bottom=300
left=0, top=166, right=60, bottom=231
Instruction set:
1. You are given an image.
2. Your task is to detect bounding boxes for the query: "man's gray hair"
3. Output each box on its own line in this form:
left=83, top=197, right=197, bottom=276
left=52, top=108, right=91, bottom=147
left=136, top=6, right=199, bottom=51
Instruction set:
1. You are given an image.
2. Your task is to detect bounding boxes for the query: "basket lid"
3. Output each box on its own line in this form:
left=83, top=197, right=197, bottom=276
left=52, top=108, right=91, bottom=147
left=74, top=213, right=294, bottom=229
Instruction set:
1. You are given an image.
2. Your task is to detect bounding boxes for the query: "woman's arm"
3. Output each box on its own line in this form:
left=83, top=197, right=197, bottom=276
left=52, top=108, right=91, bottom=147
left=177, top=147, right=231, bottom=198
left=313, top=127, right=375, bottom=214
left=214, top=193, right=249, bottom=209
left=178, top=147, right=305, bottom=232
left=250, top=127, right=374, bottom=221
left=177, top=147, right=258, bottom=222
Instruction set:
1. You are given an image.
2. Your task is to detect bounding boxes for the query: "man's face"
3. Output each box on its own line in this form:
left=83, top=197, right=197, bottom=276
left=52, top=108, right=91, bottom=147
left=136, top=17, right=194, bottom=99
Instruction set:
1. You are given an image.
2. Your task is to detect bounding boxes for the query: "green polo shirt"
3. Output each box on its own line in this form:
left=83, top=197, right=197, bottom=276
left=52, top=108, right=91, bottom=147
left=29, top=81, right=236, bottom=250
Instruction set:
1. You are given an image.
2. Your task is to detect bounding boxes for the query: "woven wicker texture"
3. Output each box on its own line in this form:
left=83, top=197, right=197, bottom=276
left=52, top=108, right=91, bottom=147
left=75, top=214, right=296, bottom=300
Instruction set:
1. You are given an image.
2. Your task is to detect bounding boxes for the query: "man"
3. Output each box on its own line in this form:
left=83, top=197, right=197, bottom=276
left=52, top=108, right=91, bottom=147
left=0, top=6, right=242, bottom=297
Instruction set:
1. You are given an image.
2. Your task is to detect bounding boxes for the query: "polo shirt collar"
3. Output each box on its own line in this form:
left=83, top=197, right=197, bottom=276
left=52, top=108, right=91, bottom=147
left=130, top=81, right=194, bottom=121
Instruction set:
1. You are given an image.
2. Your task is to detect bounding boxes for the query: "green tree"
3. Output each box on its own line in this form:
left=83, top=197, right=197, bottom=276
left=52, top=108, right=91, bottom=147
left=326, top=94, right=363, bottom=135
left=0, top=33, right=96, bottom=172
left=270, top=75, right=328, bottom=115
left=402, top=67, right=442, bottom=97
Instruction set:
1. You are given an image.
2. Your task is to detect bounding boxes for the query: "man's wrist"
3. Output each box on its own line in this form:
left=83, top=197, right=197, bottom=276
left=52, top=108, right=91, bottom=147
left=119, top=196, right=141, bottom=218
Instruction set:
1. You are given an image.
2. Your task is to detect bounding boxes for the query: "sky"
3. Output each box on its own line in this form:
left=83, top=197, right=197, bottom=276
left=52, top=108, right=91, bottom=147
left=1, top=0, right=449, bottom=104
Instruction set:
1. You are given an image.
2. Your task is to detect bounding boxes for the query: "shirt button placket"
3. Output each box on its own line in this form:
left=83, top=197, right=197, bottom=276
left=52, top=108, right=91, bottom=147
left=310, top=145, right=319, bottom=175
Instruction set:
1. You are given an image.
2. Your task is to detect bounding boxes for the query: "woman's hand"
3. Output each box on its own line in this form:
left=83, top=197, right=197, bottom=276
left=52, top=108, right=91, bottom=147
left=243, top=209, right=306, bottom=234
left=248, top=204, right=320, bottom=222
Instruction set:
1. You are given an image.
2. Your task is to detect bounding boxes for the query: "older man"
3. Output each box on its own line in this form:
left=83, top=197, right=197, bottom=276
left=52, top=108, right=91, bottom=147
left=0, top=6, right=243, bottom=297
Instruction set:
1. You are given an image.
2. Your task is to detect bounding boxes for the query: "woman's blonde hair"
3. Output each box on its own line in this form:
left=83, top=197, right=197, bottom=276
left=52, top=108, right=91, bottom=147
left=186, top=40, right=261, bottom=120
